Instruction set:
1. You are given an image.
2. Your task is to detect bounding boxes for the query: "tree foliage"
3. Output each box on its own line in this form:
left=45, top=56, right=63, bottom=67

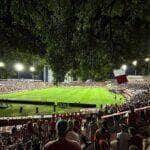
left=0, top=0, right=149, bottom=81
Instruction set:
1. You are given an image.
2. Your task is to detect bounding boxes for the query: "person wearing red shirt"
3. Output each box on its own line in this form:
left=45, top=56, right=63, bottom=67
left=49, top=118, right=56, bottom=139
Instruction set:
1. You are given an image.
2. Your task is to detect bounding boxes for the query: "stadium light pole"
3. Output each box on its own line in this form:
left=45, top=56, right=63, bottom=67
left=29, top=66, right=35, bottom=80
left=144, top=58, right=150, bottom=62
left=132, top=60, right=137, bottom=75
left=0, top=62, right=5, bottom=67
left=0, top=62, right=5, bottom=79
left=14, top=63, right=24, bottom=79
left=144, top=58, right=150, bottom=75
left=121, top=64, right=127, bottom=71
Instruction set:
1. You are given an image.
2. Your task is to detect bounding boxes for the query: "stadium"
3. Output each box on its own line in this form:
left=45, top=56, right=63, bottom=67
left=0, top=79, right=125, bottom=116
left=0, top=1, right=150, bottom=150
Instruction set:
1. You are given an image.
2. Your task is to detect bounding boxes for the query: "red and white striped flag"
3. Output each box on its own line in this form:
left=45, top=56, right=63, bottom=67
left=113, top=69, right=128, bottom=84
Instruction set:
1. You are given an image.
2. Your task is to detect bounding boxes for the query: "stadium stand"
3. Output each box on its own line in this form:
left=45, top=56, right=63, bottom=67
left=0, top=79, right=52, bottom=93
left=0, top=80, right=149, bottom=149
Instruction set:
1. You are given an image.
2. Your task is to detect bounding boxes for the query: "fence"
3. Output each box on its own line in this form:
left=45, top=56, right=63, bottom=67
left=0, top=105, right=149, bottom=133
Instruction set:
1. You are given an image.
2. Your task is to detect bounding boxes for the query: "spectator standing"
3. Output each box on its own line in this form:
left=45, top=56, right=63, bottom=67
left=65, top=120, right=80, bottom=143
left=44, top=120, right=81, bottom=150
left=117, top=124, right=130, bottom=150
left=95, top=128, right=110, bottom=150
left=128, top=127, right=143, bottom=150
left=127, top=106, right=138, bottom=128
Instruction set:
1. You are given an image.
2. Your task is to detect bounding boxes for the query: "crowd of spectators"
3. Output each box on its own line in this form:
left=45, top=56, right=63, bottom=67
left=0, top=80, right=149, bottom=149
left=127, top=81, right=150, bottom=91
left=0, top=99, right=149, bottom=149
left=0, top=105, right=149, bottom=150
left=0, top=79, right=108, bottom=94
left=0, top=80, right=52, bottom=94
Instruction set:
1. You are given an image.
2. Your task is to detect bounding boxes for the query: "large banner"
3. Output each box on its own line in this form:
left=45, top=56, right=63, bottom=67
left=113, top=69, right=128, bottom=84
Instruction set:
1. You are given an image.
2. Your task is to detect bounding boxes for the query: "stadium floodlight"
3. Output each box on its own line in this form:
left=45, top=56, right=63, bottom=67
left=132, top=60, right=137, bottom=66
left=144, top=58, right=150, bottom=75
left=0, top=62, right=5, bottom=67
left=121, top=64, right=127, bottom=71
left=14, top=63, right=24, bottom=72
left=144, top=58, right=150, bottom=62
left=132, top=60, right=137, bottom=75
left=14, top=63, right=24, bottom=79
left=30, top=66, right=35, bottom=72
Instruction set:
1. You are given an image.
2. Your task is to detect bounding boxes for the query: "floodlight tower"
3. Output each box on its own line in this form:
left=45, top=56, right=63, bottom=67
left=14, top=63, right=24, bottom=79
left=145, top=58, right=150, bottom=62
left=30, top=66, right=35, bottom=72
left=121, top=64, right=127, bottom=71
left=29, top=66, right=35, bottom=80
left=132, top=60, right=137, bottom=75
left=0, top=62, right=5, bottom=67
left=0, top=62, right=5, bottom=79
left=144, top=58, right=150, bottom=75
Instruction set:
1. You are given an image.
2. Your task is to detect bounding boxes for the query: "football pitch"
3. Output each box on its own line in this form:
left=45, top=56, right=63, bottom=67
left=0, top=86, right=125, bottom=117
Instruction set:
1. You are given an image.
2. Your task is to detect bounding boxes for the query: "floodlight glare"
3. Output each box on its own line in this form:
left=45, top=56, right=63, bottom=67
left=121, top=64, right=127, bottom=71
left=145, top=58, right=150, bottom=62
left=0, top=62, right=5, bottom=67
left=14, top=63, right=24, bottom=72
left=30, top=66, right=35, bottom=72
left=132, top=60, right=137, bottom=66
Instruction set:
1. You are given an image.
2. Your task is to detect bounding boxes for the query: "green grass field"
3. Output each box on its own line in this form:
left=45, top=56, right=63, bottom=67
left=0, top=86, right=124, bottom=117
left=0, top=104, right=81, bottom=117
